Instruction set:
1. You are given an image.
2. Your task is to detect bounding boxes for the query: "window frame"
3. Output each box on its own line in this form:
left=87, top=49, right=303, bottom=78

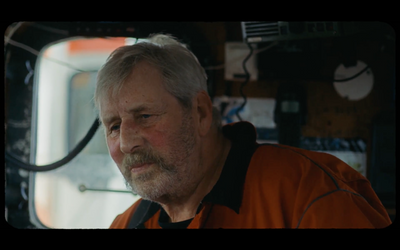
left=28, top=37, right=140, bottom=229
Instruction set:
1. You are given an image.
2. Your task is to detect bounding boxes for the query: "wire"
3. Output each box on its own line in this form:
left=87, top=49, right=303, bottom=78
left=42, top=57, right=86, bottom=72
left=30, top=22, right=68, bottom=36
left=203, top=41, right=278, bottom=71
left=333, top=65, right=370, bottom=82
left=5, top=36, right=85, bottom=72
left=5, top=33, right=96, bottom=172
left=202, top=39, right=370, bottom=83
left=4, top=22, right=22, bottom=46
left=235, top=42, right=254, bottom=121
left=5, top=27, right=371, bottom=82
left=4, top=35, right=129, bottom=172
left=6, top=31, right=368, bottom=171
left=5, top=118, right=100, bottom=172
left=5, top=36, right=40, bottom=55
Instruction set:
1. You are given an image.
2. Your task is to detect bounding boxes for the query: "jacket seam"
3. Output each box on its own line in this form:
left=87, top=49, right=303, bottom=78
left=258, top=144, right=367, bottom=201
left=295, top=189, right=339, bottom=228
left=295, top=188, right=367, bottom=228
left=259, top=143, right=340, bottom=189
left=257, top=143, right=370, bottom=228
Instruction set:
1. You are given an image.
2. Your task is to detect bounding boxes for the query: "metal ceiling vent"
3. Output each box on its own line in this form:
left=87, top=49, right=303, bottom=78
left=242, top=21, right=341, bottom=43
left=241, top=22, right=280, bottom=43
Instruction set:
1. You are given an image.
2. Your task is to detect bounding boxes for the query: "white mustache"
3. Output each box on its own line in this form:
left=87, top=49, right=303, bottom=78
left=122, top=149, right=158, bottom=169
left=121, top=148, right=176, bottom=174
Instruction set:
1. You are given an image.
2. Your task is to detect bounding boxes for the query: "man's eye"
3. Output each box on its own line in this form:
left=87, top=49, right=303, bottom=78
left=141, top=114, right=151, bottom=119
left=110, top=124, right=120, bottom=131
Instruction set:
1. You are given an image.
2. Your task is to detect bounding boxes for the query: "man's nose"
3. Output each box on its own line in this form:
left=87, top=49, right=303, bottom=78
left=119, top=120, right=143, bottom=154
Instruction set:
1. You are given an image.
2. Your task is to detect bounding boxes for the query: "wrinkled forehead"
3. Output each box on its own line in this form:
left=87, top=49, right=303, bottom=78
left=97, top=62, right=170, bottom=120
left=97, top=61, right=157, bottom=104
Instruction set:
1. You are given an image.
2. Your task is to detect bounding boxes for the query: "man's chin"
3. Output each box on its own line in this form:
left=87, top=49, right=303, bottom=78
left=128, top=185, right=165, bottom=202
left=123, top=164, right=178, bottom=201
left=124, top=176, right=163, bottom=200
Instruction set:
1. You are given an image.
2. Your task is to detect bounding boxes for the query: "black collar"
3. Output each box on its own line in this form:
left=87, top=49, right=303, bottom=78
left=202, top=122, right=258, bottom=214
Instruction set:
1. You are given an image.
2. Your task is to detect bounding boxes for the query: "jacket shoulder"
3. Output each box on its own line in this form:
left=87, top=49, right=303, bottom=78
left=247, top=143, right=391, bottom=227
left=109, top=198, right=142, bottom=229
left=252, top=143, right=366, bottom=185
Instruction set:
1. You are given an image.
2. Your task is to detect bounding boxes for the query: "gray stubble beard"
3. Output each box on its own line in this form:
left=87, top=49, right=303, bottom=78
left=122, top=111, right=196, bottom=201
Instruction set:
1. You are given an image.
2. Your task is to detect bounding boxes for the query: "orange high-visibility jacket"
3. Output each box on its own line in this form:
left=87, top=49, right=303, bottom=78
left=110, top=122, right=392, bottom=229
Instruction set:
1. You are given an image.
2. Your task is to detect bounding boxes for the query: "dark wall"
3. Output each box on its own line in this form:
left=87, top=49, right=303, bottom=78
left=197, top=22, right=395, bottom=137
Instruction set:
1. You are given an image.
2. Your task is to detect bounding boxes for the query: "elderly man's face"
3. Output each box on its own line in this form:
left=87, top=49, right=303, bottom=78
left=100, top=61, right=198, bottom=201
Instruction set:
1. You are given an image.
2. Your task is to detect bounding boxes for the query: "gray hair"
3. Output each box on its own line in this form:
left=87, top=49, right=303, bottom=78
left=95, top=33, right=221, bottom=128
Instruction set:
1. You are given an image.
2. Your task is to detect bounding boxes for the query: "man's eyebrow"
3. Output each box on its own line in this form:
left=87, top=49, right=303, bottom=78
left=128, top=105, right=150, bottom=113
left=101, top=115, right=118, bottom=126
left=101, top=104, right=158, bottom=125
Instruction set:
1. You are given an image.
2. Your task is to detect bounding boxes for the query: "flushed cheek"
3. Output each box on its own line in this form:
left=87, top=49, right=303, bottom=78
left=145, top=130, right=170, bottom=150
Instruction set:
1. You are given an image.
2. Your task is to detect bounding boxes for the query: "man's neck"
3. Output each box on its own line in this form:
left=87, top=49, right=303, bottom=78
left=159, top=129, right=231, bottom=223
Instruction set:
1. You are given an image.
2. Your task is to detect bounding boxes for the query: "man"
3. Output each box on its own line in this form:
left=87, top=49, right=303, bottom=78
left=94, top=33, right=391, bottom=228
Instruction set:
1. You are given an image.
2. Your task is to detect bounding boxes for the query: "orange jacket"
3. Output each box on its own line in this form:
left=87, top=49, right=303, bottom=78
left=110, top=122, right=392, bottom=228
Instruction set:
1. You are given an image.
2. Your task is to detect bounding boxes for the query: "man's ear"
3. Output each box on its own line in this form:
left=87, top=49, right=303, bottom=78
left=195, top=90, right=213, bottom=137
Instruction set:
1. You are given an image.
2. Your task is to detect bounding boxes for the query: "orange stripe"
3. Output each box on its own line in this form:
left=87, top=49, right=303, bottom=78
left=68, top=37, right=126, bottom=54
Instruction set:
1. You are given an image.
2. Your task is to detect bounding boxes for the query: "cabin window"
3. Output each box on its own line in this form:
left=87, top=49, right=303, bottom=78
left=31, top=37, right=142, bottom=228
